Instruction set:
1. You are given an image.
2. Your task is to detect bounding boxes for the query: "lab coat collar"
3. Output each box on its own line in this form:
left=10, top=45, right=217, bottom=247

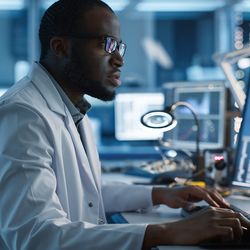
left=28, top=62, right=100, bottom=194
left=27, top=62, right=67, bottom=117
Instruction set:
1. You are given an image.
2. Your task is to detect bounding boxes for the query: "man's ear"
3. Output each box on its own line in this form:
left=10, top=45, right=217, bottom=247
left=50, top=37, right=71, bottom=58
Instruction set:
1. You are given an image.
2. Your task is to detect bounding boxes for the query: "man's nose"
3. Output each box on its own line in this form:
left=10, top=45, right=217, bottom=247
left=110, top=50, right=124, bottom=68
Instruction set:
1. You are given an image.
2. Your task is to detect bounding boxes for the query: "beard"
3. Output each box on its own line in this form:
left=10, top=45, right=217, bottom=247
left=63, top=58, right=116, bottom=102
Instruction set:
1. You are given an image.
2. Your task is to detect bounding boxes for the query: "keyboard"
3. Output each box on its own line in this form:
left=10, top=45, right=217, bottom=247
left=230, top=204, right=250, bottom=220
left=200, top=239, right=250, bottom=249
left=181, top=204, right=250, bottom=249
left=181, top=204, right=250, bottom=220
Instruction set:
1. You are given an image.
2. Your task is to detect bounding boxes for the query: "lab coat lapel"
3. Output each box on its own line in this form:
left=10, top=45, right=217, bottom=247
left=28, top=63, right=99, bottom=193
left=64, top=110, right=99, bottom=193
left=76, top=116, right=101, bottom=192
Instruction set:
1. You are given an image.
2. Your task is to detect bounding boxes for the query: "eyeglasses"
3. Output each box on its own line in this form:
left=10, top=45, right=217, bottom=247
left=66, top=34, right=127, bottom=58
left=102, top=36, right=126, bottom=58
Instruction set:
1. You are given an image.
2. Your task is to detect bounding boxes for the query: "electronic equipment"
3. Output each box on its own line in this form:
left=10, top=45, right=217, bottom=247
left=203, top=148, right=232, bottom=187
left=232, top=78, right=250, bottom=188
left=202, top=79, right=250, bottom=189
left=181, top=204, right=250, bottom=220
left=115, top=92, right=164, bottom=141
left=163, top=81, right=226, bottom=151
left=215, top=46, right=250, bottom=112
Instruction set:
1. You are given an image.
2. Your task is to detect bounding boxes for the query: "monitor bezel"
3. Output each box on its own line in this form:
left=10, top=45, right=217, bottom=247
left=232, top=80, right=250, bottom=189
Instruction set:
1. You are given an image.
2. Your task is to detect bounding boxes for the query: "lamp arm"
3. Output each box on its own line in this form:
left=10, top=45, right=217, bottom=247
left=169, top=101, right=200, bottom=168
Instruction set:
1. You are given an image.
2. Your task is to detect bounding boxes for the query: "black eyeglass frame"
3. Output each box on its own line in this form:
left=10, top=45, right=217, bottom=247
left=61, top=34, right=127, bottom=57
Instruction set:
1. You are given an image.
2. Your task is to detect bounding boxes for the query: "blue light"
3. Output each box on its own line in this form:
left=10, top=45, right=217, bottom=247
left=103, top=0, right=129, bottom=11
left=136, top=0, right=225, bottom=12
left=0, top=0, right=24, bottom=10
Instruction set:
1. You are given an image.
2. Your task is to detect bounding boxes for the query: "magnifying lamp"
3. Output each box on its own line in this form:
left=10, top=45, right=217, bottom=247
left=141, top=111, right=177, bottom=131
left=141, top=101, right=201, bottom=168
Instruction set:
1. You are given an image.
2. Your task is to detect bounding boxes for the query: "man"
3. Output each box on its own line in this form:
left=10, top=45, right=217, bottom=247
left=0, top=0, right=249, bottom=249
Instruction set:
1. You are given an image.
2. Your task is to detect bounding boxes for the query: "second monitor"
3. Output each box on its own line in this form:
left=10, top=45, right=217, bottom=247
left=163, top=81, right=226, bottom=151
left=115, top=92, right=164, bottom=141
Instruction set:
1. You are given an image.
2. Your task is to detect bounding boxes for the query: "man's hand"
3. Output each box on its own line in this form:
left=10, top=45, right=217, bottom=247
left=142, top=206, right=250, bottom=249
left=142, top=186, right=250, bottom=249
left=152, top=186, right=230, bottom=209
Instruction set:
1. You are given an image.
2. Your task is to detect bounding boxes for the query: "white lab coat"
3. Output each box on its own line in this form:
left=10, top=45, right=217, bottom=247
left=0, top=63, right=153, bottom=250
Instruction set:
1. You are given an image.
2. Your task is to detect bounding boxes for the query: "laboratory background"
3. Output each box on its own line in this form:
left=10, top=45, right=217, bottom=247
left=1, top=0, right=250, bottom=178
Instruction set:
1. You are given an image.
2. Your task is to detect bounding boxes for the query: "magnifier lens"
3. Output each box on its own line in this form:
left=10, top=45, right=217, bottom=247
left=143, top=112, right=173, bottom=128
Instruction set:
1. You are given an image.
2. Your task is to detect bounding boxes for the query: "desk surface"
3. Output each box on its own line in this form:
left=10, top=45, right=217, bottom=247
left=122, top=195, right=250, bottom=250
left=103, top=172, right=250, bottom=249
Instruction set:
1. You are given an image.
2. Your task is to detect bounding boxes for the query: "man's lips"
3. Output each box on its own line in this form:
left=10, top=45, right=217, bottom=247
left=108, top=71, right=121, bottom=87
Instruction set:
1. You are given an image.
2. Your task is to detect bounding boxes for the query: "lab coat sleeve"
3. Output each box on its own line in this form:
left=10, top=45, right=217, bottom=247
left=102, top=184, right=154, bottom=212
left=0, top=103, right=147, bottom=250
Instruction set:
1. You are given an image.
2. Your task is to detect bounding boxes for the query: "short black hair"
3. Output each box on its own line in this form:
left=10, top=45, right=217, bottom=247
left=39, top=0, right=114, bottom=60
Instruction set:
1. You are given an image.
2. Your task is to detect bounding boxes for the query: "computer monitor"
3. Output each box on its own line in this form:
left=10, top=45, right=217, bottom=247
left=163, top=81, right=226, bottom=151
left=115, top=92, right=164, bottom=140
left=232, top=81, right=250, bottom=188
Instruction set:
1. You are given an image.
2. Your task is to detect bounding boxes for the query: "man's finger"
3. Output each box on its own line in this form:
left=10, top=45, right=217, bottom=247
left=207, top=188, right=230, bottom=208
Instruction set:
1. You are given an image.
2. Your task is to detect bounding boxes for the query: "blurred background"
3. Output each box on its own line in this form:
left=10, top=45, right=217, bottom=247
left=1, top=0, right=250, bottom=166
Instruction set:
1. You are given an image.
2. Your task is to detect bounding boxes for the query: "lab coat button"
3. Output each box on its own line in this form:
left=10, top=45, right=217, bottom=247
left=98, top=218, right=105, bottom=224
left=88, top=202, right=93, bottom=207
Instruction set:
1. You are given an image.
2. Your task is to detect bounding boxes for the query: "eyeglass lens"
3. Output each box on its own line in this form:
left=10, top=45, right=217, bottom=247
left=105, top=37, right=126, bottom=57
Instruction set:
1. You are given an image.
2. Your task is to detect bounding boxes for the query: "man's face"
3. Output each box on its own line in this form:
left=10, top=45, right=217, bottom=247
left=63, top=7, right=124, bottom=101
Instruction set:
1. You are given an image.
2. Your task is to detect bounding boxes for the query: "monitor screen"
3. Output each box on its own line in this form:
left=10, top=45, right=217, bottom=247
left=232, top=82, right=250, bottom=188
left=115, top=92, right=164, bottom=140
left=163, top=81, right=226, bottom=151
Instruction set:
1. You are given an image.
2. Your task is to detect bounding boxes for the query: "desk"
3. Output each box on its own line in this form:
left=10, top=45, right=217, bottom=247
left=122, top=195, right=250, bottom=250
left=103, top=172, right=250, bottom=249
